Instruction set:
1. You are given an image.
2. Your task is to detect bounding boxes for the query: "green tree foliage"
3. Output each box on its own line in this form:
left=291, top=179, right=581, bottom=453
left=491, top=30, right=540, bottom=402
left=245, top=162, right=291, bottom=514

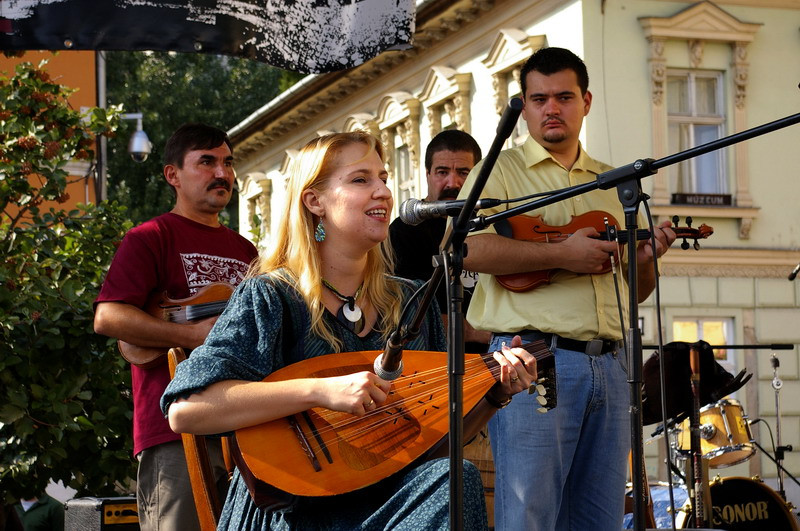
left=0, top=59, right=136, bottom=501
left=105, top=51, right=303, bottom=227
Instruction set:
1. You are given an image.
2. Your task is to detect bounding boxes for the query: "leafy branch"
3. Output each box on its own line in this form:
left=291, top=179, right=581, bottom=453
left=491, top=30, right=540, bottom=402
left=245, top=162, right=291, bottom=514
left=0, top=58, right=136, bottom=502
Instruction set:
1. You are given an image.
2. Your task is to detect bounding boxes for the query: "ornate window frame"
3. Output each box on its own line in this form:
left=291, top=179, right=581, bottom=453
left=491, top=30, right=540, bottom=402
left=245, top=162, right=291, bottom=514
left=279, top=149, right=298, bottom=175
left=238, top=171, right=271, bottom=246
left=342, top=113, right=380, bottom=137
left=482, top=29, right=547, bottom=116
left=639, top=2, right=761, bottom=239
left=377, top=92, right=421, bottom=210
left=418, top=66, right=472, bottom=138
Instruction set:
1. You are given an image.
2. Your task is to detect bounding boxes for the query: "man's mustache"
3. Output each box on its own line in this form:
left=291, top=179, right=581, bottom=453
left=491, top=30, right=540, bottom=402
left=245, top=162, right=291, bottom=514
left=438, top=188, right=460, bottom=200
left=207, top=178, right=231, bottom=191
left=542, top=116, right=565, bottom=126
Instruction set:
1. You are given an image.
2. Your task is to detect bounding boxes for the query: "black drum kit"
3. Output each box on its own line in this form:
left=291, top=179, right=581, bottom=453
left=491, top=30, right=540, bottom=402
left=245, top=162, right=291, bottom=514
left=624, top=341, right=799, bottom=530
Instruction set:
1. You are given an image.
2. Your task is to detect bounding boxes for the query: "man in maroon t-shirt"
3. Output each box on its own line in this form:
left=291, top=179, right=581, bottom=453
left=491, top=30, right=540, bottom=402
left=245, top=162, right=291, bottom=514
left=94, top=123, right=258, bottom=530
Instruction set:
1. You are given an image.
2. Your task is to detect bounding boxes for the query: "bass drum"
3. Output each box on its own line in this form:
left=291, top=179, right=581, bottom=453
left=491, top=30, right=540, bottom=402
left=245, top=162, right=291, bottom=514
left=682, top=476, right=798, bottom=531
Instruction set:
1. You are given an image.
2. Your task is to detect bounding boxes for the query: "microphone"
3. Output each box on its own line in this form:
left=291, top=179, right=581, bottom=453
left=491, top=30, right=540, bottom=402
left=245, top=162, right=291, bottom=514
left=374, top=331, right=404, bottom=380
left=788, top=263, right=800, bottom=281
left=398, top=197, right=502, bottom=226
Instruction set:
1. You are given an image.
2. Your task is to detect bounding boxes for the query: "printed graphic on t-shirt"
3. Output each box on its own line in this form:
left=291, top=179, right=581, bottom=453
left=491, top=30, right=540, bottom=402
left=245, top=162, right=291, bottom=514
left=181, top=253, right=250, bottom=292
left=462, top=270, right=479, bottom=289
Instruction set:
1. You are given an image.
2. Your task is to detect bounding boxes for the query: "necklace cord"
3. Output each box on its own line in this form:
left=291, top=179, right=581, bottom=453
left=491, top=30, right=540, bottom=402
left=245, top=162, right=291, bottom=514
left=322, top=279, right=363, bottom=303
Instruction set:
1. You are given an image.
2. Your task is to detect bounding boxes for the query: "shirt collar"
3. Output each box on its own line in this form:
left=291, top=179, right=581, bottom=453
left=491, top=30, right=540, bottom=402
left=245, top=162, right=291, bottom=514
left=522, top=136, right=606, bottom=176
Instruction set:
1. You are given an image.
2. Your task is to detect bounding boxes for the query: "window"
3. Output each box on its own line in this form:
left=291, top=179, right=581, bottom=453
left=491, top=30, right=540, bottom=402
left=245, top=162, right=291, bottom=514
left=508, top=74, right=528, bottom=146
left=377, top=92, right=420, bottom=217
left=437, top=100, right=455, bottom=131
left=673, top=316, right=735, bottom=374
left=667, top=70, right=727, bottom=202
left=395, top=144, right=413, bottom=205
left=512, top=96, right=528, bottom=146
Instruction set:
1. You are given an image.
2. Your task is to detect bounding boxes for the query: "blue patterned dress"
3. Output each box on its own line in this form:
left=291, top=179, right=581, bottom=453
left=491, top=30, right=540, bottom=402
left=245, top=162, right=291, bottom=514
left=161, top=274, right=488, bottom=530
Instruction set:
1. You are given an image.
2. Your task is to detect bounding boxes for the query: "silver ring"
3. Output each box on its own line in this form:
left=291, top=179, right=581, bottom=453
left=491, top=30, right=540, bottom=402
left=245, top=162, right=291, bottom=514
left=366, top=400, right=374, bottom=407
left=510, top=376, right=520, bottom=383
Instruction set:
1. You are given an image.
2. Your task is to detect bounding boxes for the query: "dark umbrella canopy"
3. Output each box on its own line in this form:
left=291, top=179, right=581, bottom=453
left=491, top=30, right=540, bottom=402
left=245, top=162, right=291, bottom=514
left=0, top=0, right=414, bottom=73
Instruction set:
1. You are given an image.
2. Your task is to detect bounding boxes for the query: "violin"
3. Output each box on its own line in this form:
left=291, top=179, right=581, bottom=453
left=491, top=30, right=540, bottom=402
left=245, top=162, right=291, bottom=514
left=496, top=211, right=713, bottom=293
left=118, top=282, right=233, bottom=368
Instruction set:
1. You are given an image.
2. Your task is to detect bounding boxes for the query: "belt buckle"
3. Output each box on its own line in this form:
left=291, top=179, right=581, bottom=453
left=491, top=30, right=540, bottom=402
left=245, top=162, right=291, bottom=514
left=586, top=339, right=604, bottom=356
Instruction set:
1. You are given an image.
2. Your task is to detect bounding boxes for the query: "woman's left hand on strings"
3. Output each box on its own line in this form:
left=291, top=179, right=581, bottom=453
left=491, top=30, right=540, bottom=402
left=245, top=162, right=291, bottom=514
left=492, top=334, right=537, bottom=397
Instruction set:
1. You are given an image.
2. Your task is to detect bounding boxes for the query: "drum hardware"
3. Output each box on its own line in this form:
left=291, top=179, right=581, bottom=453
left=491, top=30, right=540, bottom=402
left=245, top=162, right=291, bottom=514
left=640, top=340, right=751, bottom=530
left=640, top=342, right=794, bottom=529
left=771, top=352, right=788, bottom=500
left=737, top=350, right=800, bottom=507
left=698, top=423, right=716, bottom=441
left=688, top=343, right=711, bottom=527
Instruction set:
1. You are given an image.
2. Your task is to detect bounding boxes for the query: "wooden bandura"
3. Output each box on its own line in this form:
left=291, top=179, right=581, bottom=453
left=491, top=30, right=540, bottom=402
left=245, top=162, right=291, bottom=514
left=235, top=342, right=554, bottom=499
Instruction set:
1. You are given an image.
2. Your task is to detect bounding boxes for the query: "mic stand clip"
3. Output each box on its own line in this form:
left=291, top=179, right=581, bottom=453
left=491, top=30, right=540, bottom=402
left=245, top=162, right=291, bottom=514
left=771, top=353, right=787, bottom=499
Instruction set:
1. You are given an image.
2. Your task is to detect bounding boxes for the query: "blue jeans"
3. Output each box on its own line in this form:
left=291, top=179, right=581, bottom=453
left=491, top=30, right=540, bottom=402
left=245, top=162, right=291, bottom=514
left=488, top=332, right=631, bottom=531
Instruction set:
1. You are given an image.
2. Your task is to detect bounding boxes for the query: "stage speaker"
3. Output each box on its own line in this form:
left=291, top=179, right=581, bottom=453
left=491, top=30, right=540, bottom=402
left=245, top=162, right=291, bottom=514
left=64, top=496, right=138, bottom=530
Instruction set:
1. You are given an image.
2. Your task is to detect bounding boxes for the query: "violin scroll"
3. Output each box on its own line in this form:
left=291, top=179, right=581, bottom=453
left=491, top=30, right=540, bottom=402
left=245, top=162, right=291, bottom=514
left=671, top=215, right=713, bottom=251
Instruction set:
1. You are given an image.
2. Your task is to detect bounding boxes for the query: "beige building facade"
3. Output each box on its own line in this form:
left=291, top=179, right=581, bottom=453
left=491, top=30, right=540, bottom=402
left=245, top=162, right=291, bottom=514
left=230, top=0, right=800, bottom=511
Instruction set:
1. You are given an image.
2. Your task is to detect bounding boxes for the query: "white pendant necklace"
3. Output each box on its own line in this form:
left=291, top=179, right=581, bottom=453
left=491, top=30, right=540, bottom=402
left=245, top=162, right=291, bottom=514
left=322, top=279, right=365, bottom=334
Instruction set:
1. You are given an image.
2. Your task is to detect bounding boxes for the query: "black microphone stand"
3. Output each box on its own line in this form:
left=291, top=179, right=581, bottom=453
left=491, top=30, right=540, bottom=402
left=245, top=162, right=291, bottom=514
left=438, top=98, right=525, bottom=529
left=465, top=110, right=800, bottom=531
left=378, top=98, right=524, bottom=530
left=751, top=438, right=800, bottom=494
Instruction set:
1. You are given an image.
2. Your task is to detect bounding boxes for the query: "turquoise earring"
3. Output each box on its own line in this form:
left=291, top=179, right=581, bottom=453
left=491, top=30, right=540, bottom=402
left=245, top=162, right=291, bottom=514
left=314, top=219, right=326, bottom=242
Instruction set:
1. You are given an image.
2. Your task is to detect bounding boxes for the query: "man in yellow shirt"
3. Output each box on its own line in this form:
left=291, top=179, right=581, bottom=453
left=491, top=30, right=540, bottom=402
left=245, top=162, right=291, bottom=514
left=458, top=47, right=675, bottom=530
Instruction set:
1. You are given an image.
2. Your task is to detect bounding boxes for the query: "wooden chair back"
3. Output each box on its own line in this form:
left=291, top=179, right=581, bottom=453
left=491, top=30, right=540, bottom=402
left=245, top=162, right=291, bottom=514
left=167, top=347, right=223, bottom=531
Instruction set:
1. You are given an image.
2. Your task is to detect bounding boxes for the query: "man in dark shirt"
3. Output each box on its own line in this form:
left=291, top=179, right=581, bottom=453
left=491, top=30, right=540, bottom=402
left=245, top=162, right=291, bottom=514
left=14, top=494, right=63, bottom=531
left=389, top=129, right=489, bottom=351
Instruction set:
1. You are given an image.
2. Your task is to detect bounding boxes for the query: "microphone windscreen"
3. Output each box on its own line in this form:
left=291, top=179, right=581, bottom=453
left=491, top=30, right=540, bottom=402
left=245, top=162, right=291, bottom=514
left=399, top=198, right=422, bottom=226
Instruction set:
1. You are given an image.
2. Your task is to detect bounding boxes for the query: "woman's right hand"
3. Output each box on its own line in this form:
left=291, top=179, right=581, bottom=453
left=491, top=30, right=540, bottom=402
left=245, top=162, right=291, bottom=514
left=315, top=372, right=392, bottom=416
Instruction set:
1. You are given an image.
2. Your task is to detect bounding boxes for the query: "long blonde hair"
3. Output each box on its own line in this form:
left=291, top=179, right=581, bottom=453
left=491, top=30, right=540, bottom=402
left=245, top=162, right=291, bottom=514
left=258, top=132, right=403, bottom=351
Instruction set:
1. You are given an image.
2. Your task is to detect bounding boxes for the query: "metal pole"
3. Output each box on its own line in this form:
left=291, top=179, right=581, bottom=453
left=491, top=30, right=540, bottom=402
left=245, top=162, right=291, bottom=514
left=95, top=51, right=108, bottom=202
